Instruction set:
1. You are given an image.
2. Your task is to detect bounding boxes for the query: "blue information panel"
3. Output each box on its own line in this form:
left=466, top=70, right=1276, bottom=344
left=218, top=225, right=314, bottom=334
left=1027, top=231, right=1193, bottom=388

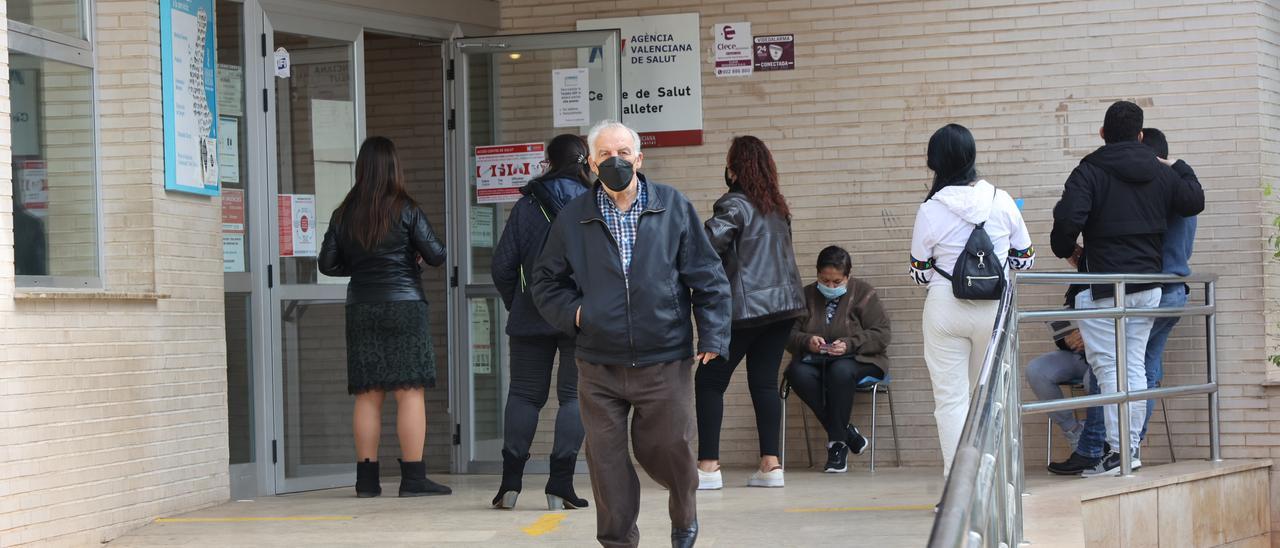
left=161, top=0, right=219, bottom=196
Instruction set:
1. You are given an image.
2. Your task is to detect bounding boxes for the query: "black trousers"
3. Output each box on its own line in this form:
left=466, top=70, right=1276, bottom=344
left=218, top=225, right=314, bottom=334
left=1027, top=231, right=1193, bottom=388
left=502, top=335, right=584, bottom=462
left=784, top=357, right=884, bottom=442
left=694, top=318, right=794, bottom=460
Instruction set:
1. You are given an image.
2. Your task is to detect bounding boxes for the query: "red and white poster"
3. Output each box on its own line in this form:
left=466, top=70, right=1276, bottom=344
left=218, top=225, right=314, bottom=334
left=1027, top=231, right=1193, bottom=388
left=222, top=188, right=246, bottom=272
left=475, top=143, right=546, bottom=204
left=18, top=160, right=47, bottom=219
left=277, top=194, right=317, bottom=258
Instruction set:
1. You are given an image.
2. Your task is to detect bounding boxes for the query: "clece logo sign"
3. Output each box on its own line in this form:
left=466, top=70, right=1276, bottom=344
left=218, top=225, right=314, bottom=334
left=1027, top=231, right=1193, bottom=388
left=722, top=25, right=735, bottom=41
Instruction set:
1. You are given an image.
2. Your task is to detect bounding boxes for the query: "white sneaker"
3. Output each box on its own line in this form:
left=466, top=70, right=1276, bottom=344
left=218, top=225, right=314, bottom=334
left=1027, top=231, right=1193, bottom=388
left=697, top=468, right=723, bottom=490
left=746, top=468, right=784, bottom=488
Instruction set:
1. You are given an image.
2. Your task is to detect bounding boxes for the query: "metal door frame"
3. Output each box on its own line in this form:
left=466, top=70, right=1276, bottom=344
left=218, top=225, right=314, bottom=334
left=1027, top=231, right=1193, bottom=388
left=261, top=9, right=366, bottom=494
left=444, top=29, right=621, bottom=474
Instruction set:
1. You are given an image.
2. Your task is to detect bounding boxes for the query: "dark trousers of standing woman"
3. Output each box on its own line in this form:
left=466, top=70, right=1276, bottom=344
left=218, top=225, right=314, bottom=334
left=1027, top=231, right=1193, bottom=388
left=694, top=318, right=793, bottom=460
left=784, top=357, right=884, bottom=442
left=503, top=335, right=584, bottom=463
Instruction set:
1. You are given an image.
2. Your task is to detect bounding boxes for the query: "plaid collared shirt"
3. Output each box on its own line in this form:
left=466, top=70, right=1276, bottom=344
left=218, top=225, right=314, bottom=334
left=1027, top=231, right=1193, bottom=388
left=596, top=180, right=649, bottom=280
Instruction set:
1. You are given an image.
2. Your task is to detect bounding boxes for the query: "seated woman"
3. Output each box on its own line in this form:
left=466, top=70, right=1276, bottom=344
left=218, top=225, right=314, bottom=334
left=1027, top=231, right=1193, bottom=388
left=784, top=245, right=892, bottom=473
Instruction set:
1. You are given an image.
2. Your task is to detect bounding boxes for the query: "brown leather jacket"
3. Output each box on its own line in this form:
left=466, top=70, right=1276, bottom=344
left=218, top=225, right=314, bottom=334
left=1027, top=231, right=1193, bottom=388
left=786, top=279, right=892, bottom=371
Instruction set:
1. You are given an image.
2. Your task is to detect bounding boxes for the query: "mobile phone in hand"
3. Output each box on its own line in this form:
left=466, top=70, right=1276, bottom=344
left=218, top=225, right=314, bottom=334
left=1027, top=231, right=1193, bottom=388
left=819, top=343, right=832, bottom=354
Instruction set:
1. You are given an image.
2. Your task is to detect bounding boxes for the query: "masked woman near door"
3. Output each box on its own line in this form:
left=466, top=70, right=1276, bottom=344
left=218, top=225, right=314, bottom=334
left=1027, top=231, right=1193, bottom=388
left=319, top=136, right=450, bottom=498
left=489, top=134, right=592, bottom=510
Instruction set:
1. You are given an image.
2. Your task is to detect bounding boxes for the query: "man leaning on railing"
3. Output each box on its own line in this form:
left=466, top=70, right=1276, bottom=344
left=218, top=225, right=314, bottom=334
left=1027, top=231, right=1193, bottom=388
left=1049, top=101, right=1205, bottom=477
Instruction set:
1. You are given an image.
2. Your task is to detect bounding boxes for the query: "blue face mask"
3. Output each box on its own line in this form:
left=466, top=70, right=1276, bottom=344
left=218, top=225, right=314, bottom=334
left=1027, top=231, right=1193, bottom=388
left=817, top=282, right=847, bottom=301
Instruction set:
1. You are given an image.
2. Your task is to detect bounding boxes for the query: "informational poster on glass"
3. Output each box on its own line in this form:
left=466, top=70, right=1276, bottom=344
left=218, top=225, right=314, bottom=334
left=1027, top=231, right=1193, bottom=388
left=552, top=68, right=590, bottom=128
left=218, top=117, right=239, bottom=183
left=470, top=206, right=495, bottom=248
left=277, top=194, right=317, bottom=258
left=10, top=68, right=39, bottom=157
left=474, top=143, right=545, bottom=204
left=470, top=299, right=492, bottom=375
left=216, top=64, right=243, bottom=117
left=222, top=188, right=246, bottom=272
left=161, top=0, right=220, bottom=196
left=17, top=160, right=47, bottom=219
left=578, top=13, right=703, bottom=147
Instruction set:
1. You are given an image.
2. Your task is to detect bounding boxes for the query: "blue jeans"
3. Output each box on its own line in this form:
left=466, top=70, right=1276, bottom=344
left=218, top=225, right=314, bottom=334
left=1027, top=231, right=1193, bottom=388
left=1076, top=285, right=1183, bottom=458
left=1140, top=284, right=1186, bottom=438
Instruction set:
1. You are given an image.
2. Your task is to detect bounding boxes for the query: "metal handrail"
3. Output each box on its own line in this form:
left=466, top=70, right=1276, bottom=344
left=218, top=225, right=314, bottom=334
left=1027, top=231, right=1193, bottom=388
left=928, top=272, right=1220, bottom=547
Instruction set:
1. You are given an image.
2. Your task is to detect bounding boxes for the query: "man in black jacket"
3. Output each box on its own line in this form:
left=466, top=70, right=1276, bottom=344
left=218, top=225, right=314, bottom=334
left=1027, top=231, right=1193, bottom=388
left=532, top=120, right=731, bottom=548
left=1050, top=101, right=1204, bottom=476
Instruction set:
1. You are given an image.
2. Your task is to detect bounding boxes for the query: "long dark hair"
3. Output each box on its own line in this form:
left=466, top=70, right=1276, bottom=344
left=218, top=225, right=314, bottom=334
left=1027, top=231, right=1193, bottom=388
left=925, top=124, right=977, bottom=201
left=727, top=135, right=790, bottom=218
left=533, top=134, right=592, bottom=186
left=333, top=136, right=415, bottom=250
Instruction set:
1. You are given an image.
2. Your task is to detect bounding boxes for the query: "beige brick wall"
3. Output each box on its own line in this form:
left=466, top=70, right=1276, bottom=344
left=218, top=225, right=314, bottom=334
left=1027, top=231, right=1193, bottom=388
left=0, top=1, right=228, bottom=546
left=497, top=0, right=1275, bottom=474
left=1256, top=0, right=1280, bottom=536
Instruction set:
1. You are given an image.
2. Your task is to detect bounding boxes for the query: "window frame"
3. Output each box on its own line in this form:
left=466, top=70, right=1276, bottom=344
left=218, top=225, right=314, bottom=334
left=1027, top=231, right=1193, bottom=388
left=8, top=0, right=104, bottom=289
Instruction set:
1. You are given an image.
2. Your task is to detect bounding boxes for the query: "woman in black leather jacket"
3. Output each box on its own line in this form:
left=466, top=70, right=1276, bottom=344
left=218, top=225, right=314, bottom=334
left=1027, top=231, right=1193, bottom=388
left=488, top=134, right=592, bottom=510
left=318, top=136, right=449, bottom=498
left=695, top=136, right=806, bottom=490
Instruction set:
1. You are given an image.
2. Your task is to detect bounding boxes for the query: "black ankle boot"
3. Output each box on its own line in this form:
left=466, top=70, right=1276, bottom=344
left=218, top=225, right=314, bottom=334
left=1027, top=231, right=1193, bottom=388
left=545, top=456, right=588, bottom=510
left=398, top=458, right=451, bottom=497
left=355, top=459, right=381, bottom=498
left=492, top=450, right=529, bottom=509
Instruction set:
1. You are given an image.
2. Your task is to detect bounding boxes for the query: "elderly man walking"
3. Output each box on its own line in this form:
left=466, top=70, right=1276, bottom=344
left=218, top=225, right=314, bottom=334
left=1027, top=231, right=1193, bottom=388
left=532, top=120, right=731, bottom=548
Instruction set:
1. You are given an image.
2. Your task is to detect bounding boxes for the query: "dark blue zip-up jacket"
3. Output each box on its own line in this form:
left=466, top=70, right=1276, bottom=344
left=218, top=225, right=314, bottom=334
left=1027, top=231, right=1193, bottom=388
left=491, top=176, right=591, bottom=338
left=531, top=174, right=732, bottom=367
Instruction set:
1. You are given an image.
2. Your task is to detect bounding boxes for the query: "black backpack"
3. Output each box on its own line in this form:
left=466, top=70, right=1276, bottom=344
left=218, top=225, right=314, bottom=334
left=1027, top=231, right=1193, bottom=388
left=936, top=188, right=1005, bottom=300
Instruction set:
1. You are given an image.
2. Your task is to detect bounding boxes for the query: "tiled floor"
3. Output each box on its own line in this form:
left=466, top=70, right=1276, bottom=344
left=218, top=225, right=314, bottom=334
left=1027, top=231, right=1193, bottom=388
left=109, top=467, right=946, bottom=547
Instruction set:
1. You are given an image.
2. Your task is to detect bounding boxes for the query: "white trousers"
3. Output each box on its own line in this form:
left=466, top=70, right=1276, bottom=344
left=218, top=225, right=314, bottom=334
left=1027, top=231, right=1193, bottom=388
left=922, top=285, right=999, bottom=476
left=1075, top=287, right=1161, bottom=455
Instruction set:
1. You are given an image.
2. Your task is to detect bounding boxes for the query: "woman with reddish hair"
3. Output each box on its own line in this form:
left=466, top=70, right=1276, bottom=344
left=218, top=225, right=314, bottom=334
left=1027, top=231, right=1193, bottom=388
left=695, top=135, right=806, bottom=489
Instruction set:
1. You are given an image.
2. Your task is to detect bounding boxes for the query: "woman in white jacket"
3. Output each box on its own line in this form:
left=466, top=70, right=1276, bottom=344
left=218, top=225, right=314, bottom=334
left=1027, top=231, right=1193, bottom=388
left=908, top=124, right=1035, bottom=476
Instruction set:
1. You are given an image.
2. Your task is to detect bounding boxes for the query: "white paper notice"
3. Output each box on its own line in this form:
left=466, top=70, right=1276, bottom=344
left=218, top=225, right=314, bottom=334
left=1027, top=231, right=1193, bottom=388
left=474, top=143, right=545, bottom=204
left=217, top=64, right=243, bottom=116
left=218, top=117, right=239, bottom=183
left=552, top=68, right=590, bottom=128
left=278, top=194, right=317, bottom=257
left=311, top=99, right=355, bottom=163
left=313, top=160, right=353, bottom=284
left=470, top=299, right=493, bottom=375
left=274, top=47, right=291, bottom=78
left=471, top=206, right=495, bottom=248
left=224, top=233, right=245, bottom=272
left=714, top=22, right=753, bottom=77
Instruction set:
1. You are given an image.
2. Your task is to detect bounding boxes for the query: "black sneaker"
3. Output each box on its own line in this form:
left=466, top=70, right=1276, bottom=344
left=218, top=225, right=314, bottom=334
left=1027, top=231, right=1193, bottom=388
left=824, top=442, right=849, bottom=473
left=1081, top=450, right=1141, bottom=478
left=1047, top=451, right=1101, bottom=476
left=846, top=424, right=868, bottom=455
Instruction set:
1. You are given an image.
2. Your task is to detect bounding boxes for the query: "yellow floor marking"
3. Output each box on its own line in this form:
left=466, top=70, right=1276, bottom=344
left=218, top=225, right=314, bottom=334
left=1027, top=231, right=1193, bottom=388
left=522, top=513, right=567, bottom=536
left=156, top=516, right=354, bottom=523
left=785, top=504, right=936, bottom=513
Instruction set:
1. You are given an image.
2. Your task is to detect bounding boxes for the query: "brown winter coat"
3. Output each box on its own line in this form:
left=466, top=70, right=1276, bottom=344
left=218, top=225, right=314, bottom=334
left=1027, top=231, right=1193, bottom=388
left=786, top=279, right=891, bottom=371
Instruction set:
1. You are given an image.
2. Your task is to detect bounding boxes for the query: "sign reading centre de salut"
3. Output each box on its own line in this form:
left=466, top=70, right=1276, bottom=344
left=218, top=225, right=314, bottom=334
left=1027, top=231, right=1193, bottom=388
left=578, top=13, right=703, bottom=147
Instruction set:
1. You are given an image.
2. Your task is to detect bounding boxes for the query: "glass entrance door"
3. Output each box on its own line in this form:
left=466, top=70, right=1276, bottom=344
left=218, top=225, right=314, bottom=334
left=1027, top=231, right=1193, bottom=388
left=263, top=11, right=364, bottom=493
left=446, top=30, right=621, bottom=473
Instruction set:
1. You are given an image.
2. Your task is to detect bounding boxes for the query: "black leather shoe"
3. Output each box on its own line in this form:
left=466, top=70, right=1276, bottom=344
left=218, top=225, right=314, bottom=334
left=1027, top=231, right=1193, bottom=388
left=671, top=518, right=698, bottom=548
